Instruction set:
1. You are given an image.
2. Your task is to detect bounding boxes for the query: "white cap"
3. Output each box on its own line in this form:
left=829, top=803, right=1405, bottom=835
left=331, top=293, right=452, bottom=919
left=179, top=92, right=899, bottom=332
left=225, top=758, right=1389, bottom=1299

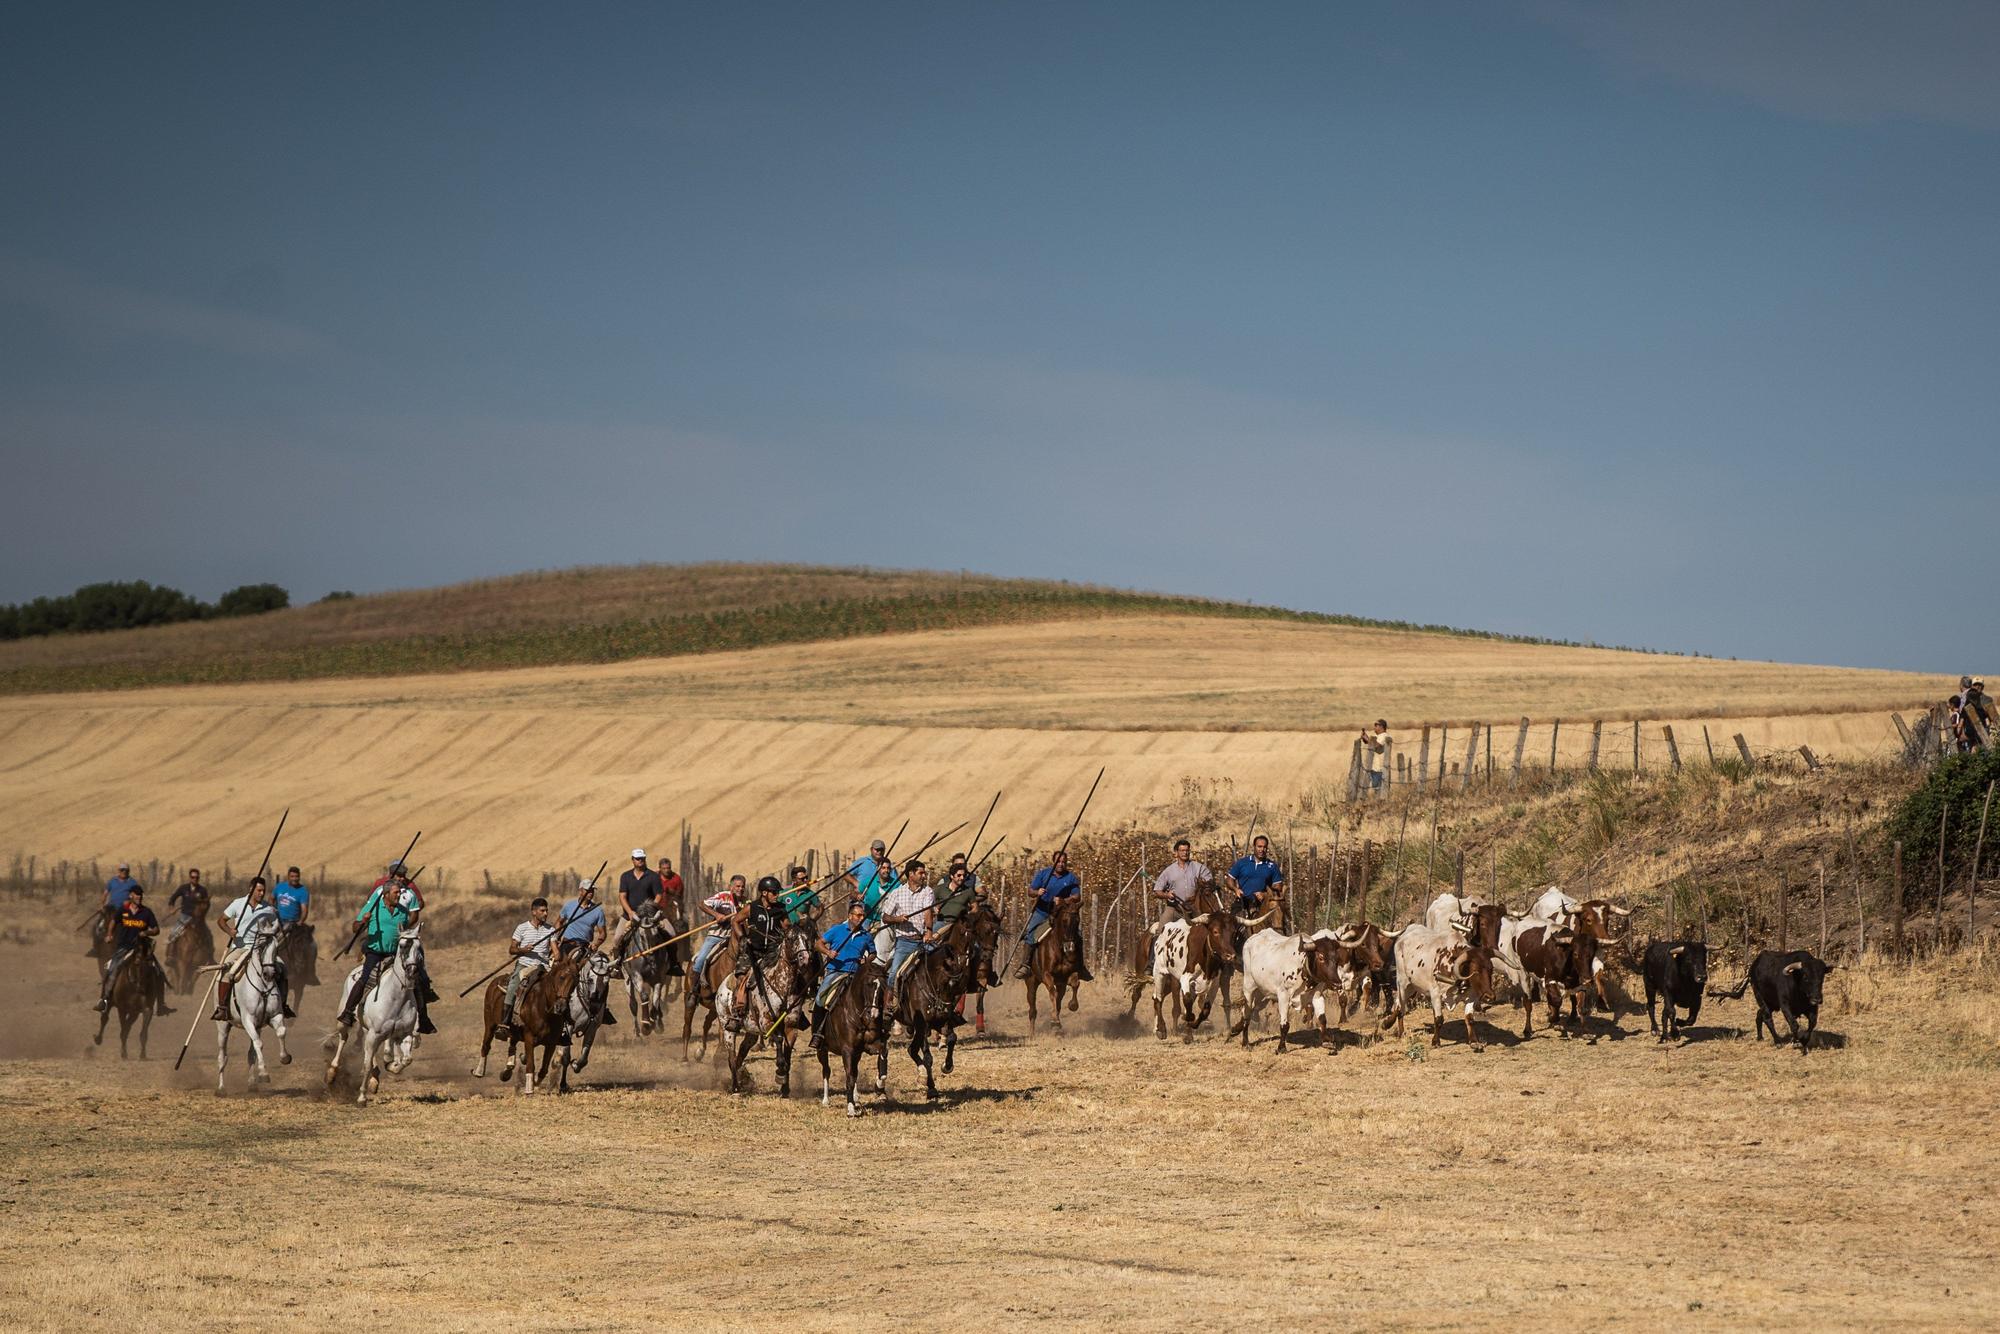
left=631, top=848, right=646, bottom=859
left=117, top=861, right=130, bottom=870
left=579, top=878, right=596, bottom=891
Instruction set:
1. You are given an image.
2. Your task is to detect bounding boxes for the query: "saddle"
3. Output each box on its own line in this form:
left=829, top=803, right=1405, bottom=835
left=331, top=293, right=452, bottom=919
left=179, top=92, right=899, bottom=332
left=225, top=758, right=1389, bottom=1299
left=1028, top=920, right=1055, bottom=946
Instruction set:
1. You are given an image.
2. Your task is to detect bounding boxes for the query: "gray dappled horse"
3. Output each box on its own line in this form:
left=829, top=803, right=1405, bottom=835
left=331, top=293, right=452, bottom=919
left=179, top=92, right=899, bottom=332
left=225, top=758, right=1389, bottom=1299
left=215, top=928, right=292, bottom=1094
left=716, top=921, right=819, bottom=1096
left=325, top=928, right=423, bottom=1105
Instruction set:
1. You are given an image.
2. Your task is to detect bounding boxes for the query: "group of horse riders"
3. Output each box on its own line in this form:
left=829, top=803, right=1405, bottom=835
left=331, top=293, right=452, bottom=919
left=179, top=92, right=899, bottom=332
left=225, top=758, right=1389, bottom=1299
left=88, top=859, right=323, bottom=1021
left=1143, top=833, right=1288, bottom=957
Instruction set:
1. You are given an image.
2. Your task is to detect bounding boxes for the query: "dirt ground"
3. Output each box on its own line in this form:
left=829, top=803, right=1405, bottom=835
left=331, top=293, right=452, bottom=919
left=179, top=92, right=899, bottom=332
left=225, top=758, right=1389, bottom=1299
left=0, top=615, right=1943, bottom=882
left=3, top=901, right=1996, bottom=1331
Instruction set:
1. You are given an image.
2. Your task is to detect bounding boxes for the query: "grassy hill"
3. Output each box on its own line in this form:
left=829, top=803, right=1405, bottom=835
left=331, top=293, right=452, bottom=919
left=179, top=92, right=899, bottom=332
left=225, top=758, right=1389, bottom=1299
left=0, top=562, right=1618, bottom=695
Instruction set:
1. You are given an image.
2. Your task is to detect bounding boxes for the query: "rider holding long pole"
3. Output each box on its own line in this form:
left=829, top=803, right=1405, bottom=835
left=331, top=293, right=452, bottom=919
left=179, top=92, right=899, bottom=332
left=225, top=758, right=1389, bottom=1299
left=338, top=862, right=434, bottom=1035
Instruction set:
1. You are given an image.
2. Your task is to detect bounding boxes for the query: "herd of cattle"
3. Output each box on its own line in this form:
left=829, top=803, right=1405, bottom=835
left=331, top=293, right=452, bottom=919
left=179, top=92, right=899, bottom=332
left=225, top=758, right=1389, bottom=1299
left=1139, top=885, right=1836, bottom=1056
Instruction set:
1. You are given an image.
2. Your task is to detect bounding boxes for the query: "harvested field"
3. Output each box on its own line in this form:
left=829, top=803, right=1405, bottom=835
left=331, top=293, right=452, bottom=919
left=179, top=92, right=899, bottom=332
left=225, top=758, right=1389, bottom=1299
left=0, top=615, right=1943, bottom=882
left=1, top=894, right=1995, bottom=1330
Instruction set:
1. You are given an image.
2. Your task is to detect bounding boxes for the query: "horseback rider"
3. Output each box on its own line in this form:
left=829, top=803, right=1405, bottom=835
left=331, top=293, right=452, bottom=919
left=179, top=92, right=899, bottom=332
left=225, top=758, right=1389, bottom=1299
left=558, top=878, right=607, bottom=958
left=214, top=877, right=294, bottom=1021
left=609, top=848, right=664, bottom=958
left=336, top=863, right=433, bottom=1034
left=1152, top=838, right=1213, bottom=926
left=811, top=897, right=874, bottom=1038
left=689, top=874, right=743, bottom=1005
left=779, top=865, right=820, bottom=926
left=724, top=876, right=791, bottom=1035
left=166, top=867, right=210, bottom=943
left=878, top=860, right=938, bottom=1018
left=848, top=840, right=901, bottom=922
left=1227, top=835, right=1285, bottom=920
left=1014, top=850, right=1090, bottom=980
left=95, top=886, right=173, bottom=1017
left=933, top=862, right=980, bottom=929
left=273, top=866, right=312, bottom=926
left=103, top=861, right=140, bottom=913
left=497, top=896, right=557, bottom=1036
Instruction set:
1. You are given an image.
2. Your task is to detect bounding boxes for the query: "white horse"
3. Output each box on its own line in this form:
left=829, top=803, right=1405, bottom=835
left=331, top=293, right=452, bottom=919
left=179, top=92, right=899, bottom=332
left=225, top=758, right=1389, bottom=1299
left=214, top=928, right=292, bottom=1095
left=565, top=951, right=617, bottom=1080
left=325, top=928, right=424, bottom=1105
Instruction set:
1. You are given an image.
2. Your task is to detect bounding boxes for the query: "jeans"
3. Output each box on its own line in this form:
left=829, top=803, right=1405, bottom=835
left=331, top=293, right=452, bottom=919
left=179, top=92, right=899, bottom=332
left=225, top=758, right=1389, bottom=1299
left=502, top=959, right=543, bottom=1015
left=887, top=937, right=924, bottom=989
left=691, top=930, right=727, bottom=978
left=341, top=948, right=393, bottom=1019
left=817, top=969, right=853, bottom=1006
left=1368, top=769, right=1384, bottom=793
left=1022, top=908, right=1050, bottom=942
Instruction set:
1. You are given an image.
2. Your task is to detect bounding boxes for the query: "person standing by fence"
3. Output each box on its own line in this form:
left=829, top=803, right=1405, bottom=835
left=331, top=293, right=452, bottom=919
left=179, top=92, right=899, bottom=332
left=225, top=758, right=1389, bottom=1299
left=1361, top=721, right=1392, bottom=796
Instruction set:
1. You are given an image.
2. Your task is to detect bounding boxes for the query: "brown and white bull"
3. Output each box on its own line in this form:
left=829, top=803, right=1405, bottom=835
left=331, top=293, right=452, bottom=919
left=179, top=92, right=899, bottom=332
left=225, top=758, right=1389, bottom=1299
left=1321, top=921, right=1405, bottom=1021
left=1135, top=911, right=1236, bottom=1042
left=1427, top=893, right=1529, bottom=998
left=1382, top=923, right=1494, bottom=1050
left=1512, top=915, right=1605, bottom=1040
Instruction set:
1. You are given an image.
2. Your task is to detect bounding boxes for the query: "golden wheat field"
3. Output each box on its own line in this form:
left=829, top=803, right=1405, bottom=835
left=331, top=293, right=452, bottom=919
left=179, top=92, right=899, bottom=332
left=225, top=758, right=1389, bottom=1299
left=2, top=893, right=1997, bottom=1332
left=0, top=615, right=1946, bottom=882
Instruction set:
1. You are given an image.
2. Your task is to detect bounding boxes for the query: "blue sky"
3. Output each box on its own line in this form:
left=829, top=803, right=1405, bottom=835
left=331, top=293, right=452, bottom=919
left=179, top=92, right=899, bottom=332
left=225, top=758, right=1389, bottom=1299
left=2, top=2, right=1993, bottom=671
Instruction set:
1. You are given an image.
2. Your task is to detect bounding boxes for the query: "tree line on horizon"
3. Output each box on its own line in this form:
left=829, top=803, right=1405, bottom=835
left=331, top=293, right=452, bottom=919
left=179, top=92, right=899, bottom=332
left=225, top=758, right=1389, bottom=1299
left=0, top=580, right=295, bottom=641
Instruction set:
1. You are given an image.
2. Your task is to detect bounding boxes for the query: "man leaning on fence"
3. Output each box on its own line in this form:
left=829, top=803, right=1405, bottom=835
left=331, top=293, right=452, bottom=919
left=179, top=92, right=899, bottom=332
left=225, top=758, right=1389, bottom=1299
left=1361, top=720, right=1392, bottom=794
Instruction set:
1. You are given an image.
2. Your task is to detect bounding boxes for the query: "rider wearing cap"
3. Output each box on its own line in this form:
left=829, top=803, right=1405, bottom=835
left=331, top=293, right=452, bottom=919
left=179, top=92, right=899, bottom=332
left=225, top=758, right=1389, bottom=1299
left=611, top=848, right=664, bottom=957
left=558, top=878, right=607, bottom=957
left=337, top=862, right=433, bottom=1034
left=847, top=840, right=901, bottom=922
left=95, top=886, right=173, bottom=1016
left=215, top=877, right=292, bottom=1022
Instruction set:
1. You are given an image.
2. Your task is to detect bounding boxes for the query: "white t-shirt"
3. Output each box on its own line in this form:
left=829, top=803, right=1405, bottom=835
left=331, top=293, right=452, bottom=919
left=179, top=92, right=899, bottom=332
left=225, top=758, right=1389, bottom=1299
left=1365, top=731, right=1392, bottom=773
left=512, top=919, right=554, bottom=966
left=223, top=896, right=279, bottom=946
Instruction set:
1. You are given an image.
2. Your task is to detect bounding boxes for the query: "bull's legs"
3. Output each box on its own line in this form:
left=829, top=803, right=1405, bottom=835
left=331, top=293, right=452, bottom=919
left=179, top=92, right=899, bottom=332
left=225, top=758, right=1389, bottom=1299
left=1780, top=1003, right=1804, bottom=1051
left=1461, top=1000, right=1481, bottom=1051
left=1801, top=1006, right=1817, bottom=1053
left=1152, top=985, right=1167, bottom=1040
left=1274, top=990, right=1291, bottom=1054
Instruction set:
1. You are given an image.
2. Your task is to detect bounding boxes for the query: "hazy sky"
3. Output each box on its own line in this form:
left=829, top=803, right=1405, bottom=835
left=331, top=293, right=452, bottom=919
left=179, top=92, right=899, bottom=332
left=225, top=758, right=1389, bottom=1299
left=3, top=3, right=1993, bottom=671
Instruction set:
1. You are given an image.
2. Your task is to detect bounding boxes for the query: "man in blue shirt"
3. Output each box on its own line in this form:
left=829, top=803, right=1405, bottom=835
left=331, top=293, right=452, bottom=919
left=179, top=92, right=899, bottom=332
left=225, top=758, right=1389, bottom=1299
left=1229, top=835, right=1286, bottom=923
left=847, top=840, right=900, bottom=922
left=273, top=867, right=311, bottom=924
left=812, top=897, right=875, bottom=1026
left=559, top=879, right=608, bottom=957
left=1013, top=850, right=1090, bottom=981
left=103, top=862, right=140, bottom=911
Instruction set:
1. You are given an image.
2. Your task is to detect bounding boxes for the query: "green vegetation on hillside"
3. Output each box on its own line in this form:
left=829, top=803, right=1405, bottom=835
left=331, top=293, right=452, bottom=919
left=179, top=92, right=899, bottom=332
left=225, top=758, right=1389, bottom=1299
left=0, top=562, right=1660, bottom=696
left=0, top=579, right=290, bottom=641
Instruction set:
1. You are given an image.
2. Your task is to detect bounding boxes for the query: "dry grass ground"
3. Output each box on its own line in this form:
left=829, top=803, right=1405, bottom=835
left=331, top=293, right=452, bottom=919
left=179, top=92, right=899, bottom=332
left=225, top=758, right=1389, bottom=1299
left=1, top=894, right=1996, bottom=1331
left=0, top=616, right=1945, bottom=883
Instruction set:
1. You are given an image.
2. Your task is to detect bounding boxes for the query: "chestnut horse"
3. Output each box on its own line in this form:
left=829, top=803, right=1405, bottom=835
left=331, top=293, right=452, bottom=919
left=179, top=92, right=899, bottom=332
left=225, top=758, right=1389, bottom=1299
left=165, top=916, right=215, bottom=995
left=941, top=902, right=1001, bottom=1075
left=681, top=922, right=738, bottom=1061
left=814, top=955, right=888, bottom=1117
left=1023, top=896, right=1086, bottom=1035
left=719, top=921, right=820, bottom=1096
left=94, top=937, right=163, bottom=1059
left=474, top=948, right=583, bottom=1095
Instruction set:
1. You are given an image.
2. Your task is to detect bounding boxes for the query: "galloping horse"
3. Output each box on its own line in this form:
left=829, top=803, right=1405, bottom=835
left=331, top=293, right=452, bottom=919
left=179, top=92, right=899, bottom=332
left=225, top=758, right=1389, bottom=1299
left=940, top=902, right=1002, bottom=1076
left=623, top=906, right=673, bottom=1036
left=325, top=927, right=424, bottom=1105
left=876, top=917, right=976, bottom=1101
left=215, top=928, right=292, bottom=1094
left=165, top=915, right=214, bottom=995
left=475, top=948, right=583, bottom=1095
left=564, top=950, right=618, bottom=1079
left=94, top=937, right=163, bottom=1059
left=717, top=921, right=820, bottom=1096
left=814, top=955, right=888, bottom=1117
left=680, top=919, right=738, bottom=1061
left=1022, top=896, right=1087, bottom=1035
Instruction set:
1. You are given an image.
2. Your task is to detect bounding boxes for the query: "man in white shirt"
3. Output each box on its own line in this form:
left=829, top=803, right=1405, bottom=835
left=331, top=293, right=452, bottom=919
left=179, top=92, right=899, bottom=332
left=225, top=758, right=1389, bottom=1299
left=878, top=860, right=937, bottom=1017
left=499, top=897, right=558, bottom=1035
left=1144, top=838, right=1214, bottom=971
left=212, top=877, right=292, bottom=1021
left=1361, top=720, right=1392, bottom=795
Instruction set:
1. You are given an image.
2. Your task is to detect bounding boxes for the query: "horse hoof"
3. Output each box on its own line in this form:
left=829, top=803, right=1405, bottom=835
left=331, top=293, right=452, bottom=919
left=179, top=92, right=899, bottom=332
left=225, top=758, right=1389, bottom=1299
left=846, top=1105, right=862, bottom=1118
left=280, top=1053, right=292, bottom=1065
left=214, top=1086, right=226, bottom=1098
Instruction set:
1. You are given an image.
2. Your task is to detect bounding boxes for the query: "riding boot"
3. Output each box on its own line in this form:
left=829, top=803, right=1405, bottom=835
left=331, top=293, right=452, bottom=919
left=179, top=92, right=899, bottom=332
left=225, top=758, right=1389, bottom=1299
left=152, top=965, right=175, bottom=1016
left=418, top=962, right=440, bottom=1004
left=415, top=989, right=437, bottom=1036
left=274, top=962, right=296, bottom=1019
left=336, top=964, right=371, bottom=1027
left=1075, top=934, right=1093, bottom=981
left=211, top=986, right=231, bottom=1022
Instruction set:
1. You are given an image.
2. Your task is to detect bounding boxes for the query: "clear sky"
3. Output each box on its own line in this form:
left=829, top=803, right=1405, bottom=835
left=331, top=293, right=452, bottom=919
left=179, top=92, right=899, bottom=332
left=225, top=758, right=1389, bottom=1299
left=3, top=3, right=1993, bottom=671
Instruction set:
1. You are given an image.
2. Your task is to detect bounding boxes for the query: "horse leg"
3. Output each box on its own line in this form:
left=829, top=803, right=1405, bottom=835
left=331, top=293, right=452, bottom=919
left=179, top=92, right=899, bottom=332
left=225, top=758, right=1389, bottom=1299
left=914, top=1027, right=937, bottom=1100
left=941, top=1016, right=956, bottom=1076
left=139, top=1008, right=152, bottom=1060
left=680, top=988, right=697, bottom=1061
left=271, top=1010, right=292, bottom=1066
left=215, top=1023, right=231, bottom=1095
left=94, top=1004, right=109, bottom=1047
left=1067, top=973, right=1081, bottom=1012
left=819, top=1036, right=833, bottom=1107
left=698, top=1008, right=718, bottom=1061
left=322, top=1024, right=347, bottom=1091
left=1024, top=978, right=1038, bottom=1035
left=535, top=1041, right=557, bottom=1093
left=777, top=1031, right=793, bottom=1097
left=118, top=1009, right=134, bottom=1060
left=245, top=1020, right=270, bottom=1084
left=844, top=1045, right=862, bottom=1117
left=357, top=1031, right=379, bottom=1105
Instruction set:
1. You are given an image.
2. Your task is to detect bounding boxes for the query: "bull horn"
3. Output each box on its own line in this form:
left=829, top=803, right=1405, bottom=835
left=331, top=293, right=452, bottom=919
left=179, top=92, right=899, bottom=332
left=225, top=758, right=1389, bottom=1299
left=1451, top=955, right=1472, bottom=980
left=1669, top=946, right=1685, bottom=958
left=1380, top=926, right=1410, bottom=941
left=1234, top=915, right=1256, bottom=927
left=1190, top=913, right=1211, bottom=925
left=1605, top=903, right=1633, bottom=919
left=1783, top=961, right=1804, bottom=975
left=1449, top=922, right=1471, bottom=936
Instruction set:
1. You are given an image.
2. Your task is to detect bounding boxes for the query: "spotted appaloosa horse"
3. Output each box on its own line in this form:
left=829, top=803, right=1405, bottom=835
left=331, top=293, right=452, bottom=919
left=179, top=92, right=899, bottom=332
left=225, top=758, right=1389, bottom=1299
left=95, top=937, right=164, bottom=1059
left=1023, top=896, right=1086, bottom=1035
left=623, top=906, right=674, bottom=1036
left=717, top=921, right=819, bottom=1096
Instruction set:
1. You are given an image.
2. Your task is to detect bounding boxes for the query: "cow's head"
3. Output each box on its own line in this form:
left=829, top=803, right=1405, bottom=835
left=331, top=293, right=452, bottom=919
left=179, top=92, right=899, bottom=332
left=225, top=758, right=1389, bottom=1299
left=1668, top=941, right=1708, bottom=991
left=1450, top=902, right=1506, bottom=953
left=1445, top=944, right=1496, bottom=1005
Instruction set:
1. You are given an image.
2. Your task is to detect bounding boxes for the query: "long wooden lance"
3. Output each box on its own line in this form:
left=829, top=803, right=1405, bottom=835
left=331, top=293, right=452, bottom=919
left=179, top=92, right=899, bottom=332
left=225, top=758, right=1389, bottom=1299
left=971, top=834, right=1007, bottom=874
left=961, top=790, right=1002, bottom=864
left=456, top=858, right=607, bottom=998
left=902, top=822, right=967, bottom=872
left=174, top=807, right=289, bottom=1072
left=333, top=829, right=421, bottom=960
left=1053, top=767, right=1105, bottom=864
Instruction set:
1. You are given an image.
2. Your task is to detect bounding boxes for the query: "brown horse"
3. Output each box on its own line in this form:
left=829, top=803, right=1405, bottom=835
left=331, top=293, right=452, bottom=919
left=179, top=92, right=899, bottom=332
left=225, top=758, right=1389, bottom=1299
left=1023, top=896, right=1086, bottom=1035
left=275, top=923, right=318, bottom=1009
left=680, top=924, right=737, bottom=1061
left=814, top=955, right=888, bottom=1117
left=94, top=938, right=163, bottom=1059
left=941, top=902, right=1002, bottom=1075
left=474, top=949, right=584, bottom=1094
left=721, top=922, right=820, bottom=1096
left=872, top=919, right=978, bottom=1101
left=165, top=917, right=215, bottom=994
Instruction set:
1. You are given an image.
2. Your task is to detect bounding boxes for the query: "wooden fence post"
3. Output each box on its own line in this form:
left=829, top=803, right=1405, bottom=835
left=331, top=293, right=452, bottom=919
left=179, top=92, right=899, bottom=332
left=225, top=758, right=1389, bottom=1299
left=1588, top=720, right=1602, bottom=772
left=1358, top=839, right=1372, bottom=926
left=1417, top=724, right=1431, bottom=791
left=1818, top=862, right=1828, bottom=959
left=1777, top=872, right=1788, bottom=950
left=1973, top=781, right=1995, bottom=940
left=1892, top=840, right=1904, bottom=955
left=1347, top=738, right=1364, bottom=801
left=1798, top=745, right=1822, bottom=773
left=1453, top=849, right=1465, bottom=896
left=1511, top=717, right=1529, bottom=788
left=1385, top=740, right=1395, bottom=800
left=1846, top=819, right=1862, bottom=958
left=1703, top=724, right=1716, bottom=766
left=1937, top=804, right=1949, bottom=946
left=1461, top=724, right=1480, bottom=792
left=1633, top=722, right=1641, bottom=772
left=1549, top=719, right=1560, bottom=774
left=1663, top=725, right=1681, bottom=771
left=1734, top=734, right=1755, bottom=769
left=1438, top=727, right=1448, bottom=785
left=1890, top=713, right=1911, bottom=748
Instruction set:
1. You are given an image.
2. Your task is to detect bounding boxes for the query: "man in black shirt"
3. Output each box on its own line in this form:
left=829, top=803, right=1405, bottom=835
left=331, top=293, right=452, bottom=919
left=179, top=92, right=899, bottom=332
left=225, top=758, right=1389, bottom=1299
left=612, top=847, right=665, bottom=956
left=725, top=877, right=791, bottom=1035
left=166, top=868, right=210, bottom=942
left=96, top=887, right=173, bottom=1016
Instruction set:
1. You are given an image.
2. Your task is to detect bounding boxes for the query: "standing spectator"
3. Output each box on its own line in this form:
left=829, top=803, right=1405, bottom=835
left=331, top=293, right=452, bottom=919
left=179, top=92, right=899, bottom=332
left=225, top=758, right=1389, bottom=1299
left=1360, top=720, right=1392, bottom=795
left=1965, top=677, right=1993, bottom=744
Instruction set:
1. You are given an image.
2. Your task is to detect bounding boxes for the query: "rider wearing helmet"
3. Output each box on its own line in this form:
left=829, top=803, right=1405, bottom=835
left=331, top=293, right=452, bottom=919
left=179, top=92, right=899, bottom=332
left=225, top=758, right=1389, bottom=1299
left=726, top=875, right=792, bottom=1033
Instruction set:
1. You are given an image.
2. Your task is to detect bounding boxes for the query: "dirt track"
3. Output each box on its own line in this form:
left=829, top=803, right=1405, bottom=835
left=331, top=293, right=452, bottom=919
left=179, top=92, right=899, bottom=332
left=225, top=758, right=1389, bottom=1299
left=3, top=899, right=1996, bottom=1330
left=0, top=616, right=1940, bottom=881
